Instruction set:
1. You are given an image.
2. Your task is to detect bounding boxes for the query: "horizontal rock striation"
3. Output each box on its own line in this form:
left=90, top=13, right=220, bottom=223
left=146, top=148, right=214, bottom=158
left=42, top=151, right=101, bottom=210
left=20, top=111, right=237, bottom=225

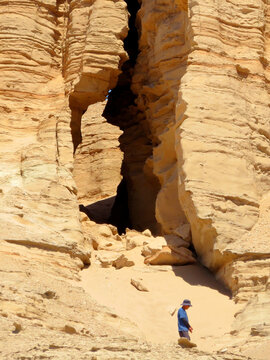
left=177, top=0, right=270, bottom=339
left=1, top=0, right=270, bottom=355
left=0, top=0, right=129, bottom=261
left=176, top=0, right=270, bottom=275
left=134, top=0, right=270, bottom=284
left=0, top=0, right=86, bottom=260
left=132, top=0, right=270, bottom=341
left=65, top=0, right=129, bottom=110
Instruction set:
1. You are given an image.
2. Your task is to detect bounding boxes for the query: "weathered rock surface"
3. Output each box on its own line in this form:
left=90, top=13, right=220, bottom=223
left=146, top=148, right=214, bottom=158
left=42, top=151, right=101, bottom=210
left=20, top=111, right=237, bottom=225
left=96, top=250, right=134, bottom=269
left=133, top=0, right=270, bottom=347
left=0, top=0, right=270, bottom=357
left=0, top=0, right=129, bottom=262
left=73, top=101, right=123, bottom=206
left=65, top=0, right=129, bottom=109
left=144, top=246, right=196, bottom=266
left=141, top=236, right=167, bottom=257
left=132, top=0, right=190, bottom=235
left=175, top=0, right=270, bottom=275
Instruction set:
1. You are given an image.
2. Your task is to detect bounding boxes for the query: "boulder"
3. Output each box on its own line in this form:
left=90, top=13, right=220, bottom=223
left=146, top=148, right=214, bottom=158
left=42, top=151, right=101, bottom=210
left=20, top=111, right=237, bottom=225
left=126, top=235, right=145, bottom=250
left=113, top=254, right=135, bottom=269
left=97, top=225, right=112, bottom=238
left=92, top=235, right=125, bottom=252
left=142, top=229, right=152, bottom=237
left=130, top=278, right=149, bottom=292
left=95, top=251, right=134, bottom=269
left=163, top=234, right=190, bottom=248
left=144, top=246, right=196, bottom=266
left=141, top=236, right=167, bottom=257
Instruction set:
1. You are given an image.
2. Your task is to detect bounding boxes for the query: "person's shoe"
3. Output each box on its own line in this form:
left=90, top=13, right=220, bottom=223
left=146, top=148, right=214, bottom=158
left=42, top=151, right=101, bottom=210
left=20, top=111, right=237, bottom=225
left=178, top=338, right=197, bottom=348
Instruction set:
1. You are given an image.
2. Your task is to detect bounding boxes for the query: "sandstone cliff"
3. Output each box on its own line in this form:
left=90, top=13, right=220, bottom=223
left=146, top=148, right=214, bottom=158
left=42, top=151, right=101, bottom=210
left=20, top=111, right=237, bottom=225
left=0, top=0, right=270, bottom=358
left=132, top=0, right=270, bottom=348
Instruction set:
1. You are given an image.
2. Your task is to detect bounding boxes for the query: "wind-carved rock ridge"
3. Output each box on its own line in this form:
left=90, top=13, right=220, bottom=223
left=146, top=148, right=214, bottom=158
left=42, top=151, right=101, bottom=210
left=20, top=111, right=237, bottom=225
left=179, top=0, right=270, bottom=348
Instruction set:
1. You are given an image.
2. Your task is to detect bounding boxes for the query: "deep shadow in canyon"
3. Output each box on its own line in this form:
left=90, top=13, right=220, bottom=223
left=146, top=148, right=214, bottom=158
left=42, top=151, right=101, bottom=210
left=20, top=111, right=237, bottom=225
left=79, top=0, right=160, bottom=235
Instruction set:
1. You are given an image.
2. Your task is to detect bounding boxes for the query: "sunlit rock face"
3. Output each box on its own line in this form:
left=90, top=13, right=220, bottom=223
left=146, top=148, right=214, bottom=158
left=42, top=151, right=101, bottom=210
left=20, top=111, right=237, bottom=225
left=175, top=0, right=270, bottom=274
left=0, top=0, right=270, bottom=357
left=133, top=0, right=270, bottom=283
left=174, top=3, right=270, bottom=331
left=0, top=0, right=83, bottom=258
left=132, top=0, right=270, bottom=342
left=0, top=1, right=143, bottom=357
left=0, top=0, right=128, bottom=260
left=132, top=0, right=191, bottom=235
left=73, top=101, right=123, bottom=205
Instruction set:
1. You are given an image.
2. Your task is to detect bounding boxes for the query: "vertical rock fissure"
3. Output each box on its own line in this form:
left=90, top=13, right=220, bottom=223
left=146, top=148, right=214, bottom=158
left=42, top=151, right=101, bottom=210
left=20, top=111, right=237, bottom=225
left=103, top=0, right=161, bottom=235
left=129, top=1, right=193, bottom=242
left=70, top=108, right=83, bottom=154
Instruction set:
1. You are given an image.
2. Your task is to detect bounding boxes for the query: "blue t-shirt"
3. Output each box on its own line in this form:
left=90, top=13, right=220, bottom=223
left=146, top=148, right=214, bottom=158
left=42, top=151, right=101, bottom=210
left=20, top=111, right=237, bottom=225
left=177, top=307, right=189, bottom=331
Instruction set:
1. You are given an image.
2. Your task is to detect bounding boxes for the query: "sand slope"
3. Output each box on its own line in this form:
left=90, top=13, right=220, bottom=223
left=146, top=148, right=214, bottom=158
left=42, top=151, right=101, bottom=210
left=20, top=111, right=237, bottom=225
left=80, top=249, right=243, bottom=352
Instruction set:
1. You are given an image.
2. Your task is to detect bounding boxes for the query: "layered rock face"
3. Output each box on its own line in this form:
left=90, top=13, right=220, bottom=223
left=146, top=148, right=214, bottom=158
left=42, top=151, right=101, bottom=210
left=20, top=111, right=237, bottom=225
left=132, top=0, right=270, bottom=345
left=132, top=0, right=190, bottom=235
left=0, top=0, right=86, bottom=260
left=1, top=0, right=270, bottom=357
left=73, top=101, right=123, bottom=207
left=0, top=1, right=146, bottom=357
left=174, top=2, right=270, bottom=330
left=134, top=0, right=270, bottom=280
left=0, top=0, right=128, bottom=260
left=175, top=0, right=270, bottom=274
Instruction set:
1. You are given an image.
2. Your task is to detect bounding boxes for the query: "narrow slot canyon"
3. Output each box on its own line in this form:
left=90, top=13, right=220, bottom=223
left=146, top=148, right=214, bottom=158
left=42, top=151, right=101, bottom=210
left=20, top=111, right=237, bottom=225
left=70, top=0, right=270, bottom=352
left=73, top=0, right=161, bottom=236
left=2, top=0, right=270, bottom=358
left=70, top=0, right=240, bottom=351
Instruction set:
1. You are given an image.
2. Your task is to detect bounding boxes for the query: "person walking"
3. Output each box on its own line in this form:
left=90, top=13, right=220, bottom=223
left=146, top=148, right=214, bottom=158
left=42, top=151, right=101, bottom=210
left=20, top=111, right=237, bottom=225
left=177, top=299, right=193, bottom=340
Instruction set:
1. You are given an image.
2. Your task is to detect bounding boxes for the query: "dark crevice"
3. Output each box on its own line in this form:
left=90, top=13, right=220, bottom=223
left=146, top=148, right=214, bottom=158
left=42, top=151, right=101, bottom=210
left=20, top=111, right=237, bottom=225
left=108, top=179, right=132, bottom=234
left=78, top=0, right=159, bottom=235
left=77, top=0, right=141, bottom=235
left=101, top=0, right=160, bottom=235
left=79, top=198, right=116, bottom=225
left=103, top=0, right=140, bottom=130
left=124, top=0, right=140, bottom=67
left=98, top=0, right=140, bottom=234
left=70, top=107, right=83, bottom=153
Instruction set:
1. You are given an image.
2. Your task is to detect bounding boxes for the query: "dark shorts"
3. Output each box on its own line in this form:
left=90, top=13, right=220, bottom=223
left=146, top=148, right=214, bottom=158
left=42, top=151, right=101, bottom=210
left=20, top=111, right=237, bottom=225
left=179, top=331, right=190, bottom=341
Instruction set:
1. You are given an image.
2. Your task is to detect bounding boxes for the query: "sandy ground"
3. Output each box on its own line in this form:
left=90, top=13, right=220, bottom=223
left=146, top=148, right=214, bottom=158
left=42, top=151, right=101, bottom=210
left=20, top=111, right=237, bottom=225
left=79, top=248, right=243, bottom=352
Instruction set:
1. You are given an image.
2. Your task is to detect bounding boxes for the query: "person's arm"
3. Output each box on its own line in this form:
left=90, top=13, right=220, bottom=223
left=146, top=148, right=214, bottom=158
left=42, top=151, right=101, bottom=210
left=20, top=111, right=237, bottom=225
left=182, top=318, right=190, bottom=328
left=182, top=318, right=193, bottom=333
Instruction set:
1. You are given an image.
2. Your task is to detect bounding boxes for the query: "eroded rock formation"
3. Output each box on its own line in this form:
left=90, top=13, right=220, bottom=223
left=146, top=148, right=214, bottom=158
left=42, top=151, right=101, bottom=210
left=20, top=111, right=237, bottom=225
left=133, top=0, right=270, bottom=345
left=0, top=0, right=270, bottom=358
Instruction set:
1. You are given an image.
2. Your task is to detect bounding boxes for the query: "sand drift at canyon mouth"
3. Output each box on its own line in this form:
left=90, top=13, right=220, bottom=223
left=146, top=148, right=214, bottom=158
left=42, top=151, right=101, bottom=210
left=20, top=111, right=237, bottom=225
left=0, top=0, right=270, bottom=359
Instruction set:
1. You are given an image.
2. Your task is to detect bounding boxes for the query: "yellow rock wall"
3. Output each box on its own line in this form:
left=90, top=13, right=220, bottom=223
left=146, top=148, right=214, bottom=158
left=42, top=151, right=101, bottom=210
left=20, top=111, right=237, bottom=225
left=0, top=0, right=128, bottom=262
left=133, top=0, right=270, bottom=285
left=132, top=0, right=190, bottom=234
left=176, top=0, right=270, bottom=274
left=0, top=0, right=270, bottom=355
